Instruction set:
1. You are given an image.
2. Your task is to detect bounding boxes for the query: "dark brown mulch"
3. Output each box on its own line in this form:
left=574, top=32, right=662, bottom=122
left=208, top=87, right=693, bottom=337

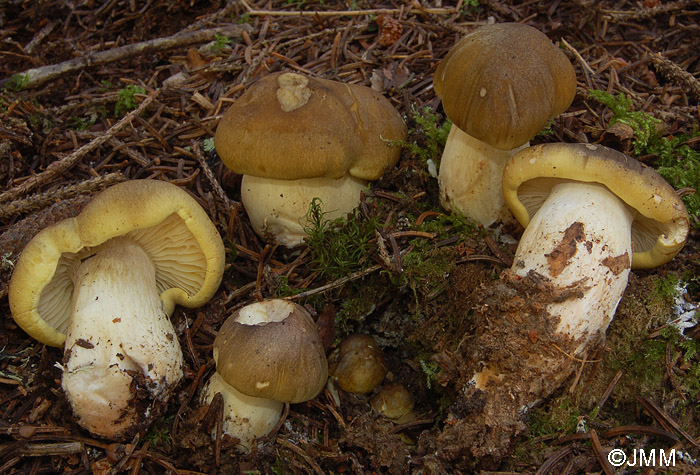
left=1, top=0, right=699, bottom=473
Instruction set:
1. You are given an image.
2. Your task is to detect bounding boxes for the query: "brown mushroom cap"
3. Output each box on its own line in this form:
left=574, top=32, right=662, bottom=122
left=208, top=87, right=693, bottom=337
left=371, top=383, right=415, bottom=421
left=8, top=180, right=226, bottom=347
left=433, top=23, right=576, bottom=150
left=502, top=143, right=689, bottom=269
left=214, top=300, right=328, bottom=404
left=214, top=71, right=407, bottom=181
left=329, top=333, right=387, bottom=394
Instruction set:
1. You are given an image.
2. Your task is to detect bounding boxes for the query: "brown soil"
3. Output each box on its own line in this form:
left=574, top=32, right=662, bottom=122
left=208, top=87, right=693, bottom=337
left=1, top=1, right=700, bottom=474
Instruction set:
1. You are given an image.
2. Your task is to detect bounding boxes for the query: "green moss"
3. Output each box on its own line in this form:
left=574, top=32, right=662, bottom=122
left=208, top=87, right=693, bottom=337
left=419, top=358, right=440, bottom=389
left=142, top=414, right=175, bottom=448
left=211, top=34, right=231, bottom=51
left=654, top=133, right=700, bottom=226
left=653, top=274, right=681, bottom=304
left=528, top=397, right=580, bottom=438
left=115, top=85, right=146, bottom=116
left=587, top=89, right=662, bottom=154
left=413, top=211, right=477, bottom=243
left=303, top=198, right=379, bottom=280
left=588, top=89, right=700, bottom=225
left=390, top=106, right=451, bottom=167
left=5, top=73, right=29, bottom=92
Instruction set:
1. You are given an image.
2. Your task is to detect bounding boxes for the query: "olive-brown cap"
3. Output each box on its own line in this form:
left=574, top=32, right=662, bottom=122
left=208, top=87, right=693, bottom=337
left=502, top=143, right=689, bottom=269
left=433, top=23, right=576, bottom=150
left=371, top=383, right=415, bottom=421
left=329, top=333, right=387, bottom=394
left=214, top=300, right=328, bottom=404
left=9, top=180, right=226, bottom=347
left=214, top=71, right=407, bottom=181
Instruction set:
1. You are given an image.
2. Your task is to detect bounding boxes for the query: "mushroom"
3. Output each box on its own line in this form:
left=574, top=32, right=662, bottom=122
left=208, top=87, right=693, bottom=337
left=371, top=383, right=415, bottom=423
left=328, top=333, right=387, bottom=395
left=502, top=143, right=689, bottom=349
left=201, top=299, right=327, bottom=451
left=439, top=143, right=689, bottom=462
left=433, top=23, right=576, bottom=226
left=8, top=180, right=225, bottom=440
left=214, top=71, right=407, bottom=246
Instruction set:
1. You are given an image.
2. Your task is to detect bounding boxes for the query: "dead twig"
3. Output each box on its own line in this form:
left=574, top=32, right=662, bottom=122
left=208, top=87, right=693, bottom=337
left=1, top=25, right=252, bottom=90
left=0, top=173, right=126, bottom=220
left=283, top=264, right=383, bottom=300
left=191, top=141, right=238, bottom=213
left=647, top=50, right=700, bottom=101
left=590, top=429, right=614, bottom=475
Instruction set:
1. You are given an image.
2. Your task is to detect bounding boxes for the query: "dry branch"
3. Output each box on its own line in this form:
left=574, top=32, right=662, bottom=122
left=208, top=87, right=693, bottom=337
left=0, top=173, right=126, bottom=220
left=1, top=25, right=252, bottom=90
left=648, top=51, right=700, bottom=101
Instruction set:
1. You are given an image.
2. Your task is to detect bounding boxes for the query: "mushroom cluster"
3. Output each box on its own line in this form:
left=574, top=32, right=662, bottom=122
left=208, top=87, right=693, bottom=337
left=215, top=71, right=407, bottom=246
left=9, top=180, right=225, bottom=440
left=201, top=299, right=327, bottom=451
left=433, top=23, right=576, bottom=226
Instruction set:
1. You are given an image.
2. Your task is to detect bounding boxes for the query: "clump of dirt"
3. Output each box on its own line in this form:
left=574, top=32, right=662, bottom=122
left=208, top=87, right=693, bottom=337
left=422, top=270, right=599, bottom=469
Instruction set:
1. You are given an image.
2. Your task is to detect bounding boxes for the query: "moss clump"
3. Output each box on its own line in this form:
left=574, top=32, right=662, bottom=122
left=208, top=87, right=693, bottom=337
left=587, top=89, right=662, bottom=154
left=528, top=397, right=580, bottom=438
left=390, top=106, right=451, bottom=167
left=304, top=198, right=379, bottom=280
left=588, top=89, right=700, bottom=226
left=115, top=84, right=147, bottom=116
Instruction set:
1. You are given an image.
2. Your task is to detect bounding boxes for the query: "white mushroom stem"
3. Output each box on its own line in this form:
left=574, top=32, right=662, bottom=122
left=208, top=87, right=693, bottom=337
left=61, top=239, right=183, bottom=439
left=472, top=181, right=633, bottom=389
left=241, top=174, right=367, bottom=247
left=200, top=372, right=283, bottom=452
left=438, top=125, right=526, bottom=226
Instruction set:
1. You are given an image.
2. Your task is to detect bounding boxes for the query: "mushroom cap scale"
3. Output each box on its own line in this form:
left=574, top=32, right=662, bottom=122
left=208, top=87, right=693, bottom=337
left=434, top=23, right=576, bottom=150
left=502, top=143, right=689, bottom=269
left=9, top=180, right=226, bottom=347
left=214, top=72, right=407, bottom=181
left=214, top=300, right=328, bottom=404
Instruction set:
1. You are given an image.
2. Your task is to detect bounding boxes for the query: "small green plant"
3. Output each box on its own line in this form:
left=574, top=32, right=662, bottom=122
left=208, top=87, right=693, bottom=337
left=588, top=89, right=662, bottom=154
left=653, top=274, right=680, bottom=303
left=303, top=198, right=379, bottom=280
left=212, top=34, right=231, bottom=51
left=236, top=13, right=252, bottom=24
left=114, top=85, right=146, bottom=117
left=528, top=397, right=579, bottom=437
left=460, top=0, right=480, bottom=13
left=654, top=133, right=700, bottom=226
left=5, top=73, right=29, bottom=92
left=142, top=415, right=174, bottom=447
left=202, top=137, right=215, bottom=152
left=69, top=115, right=97, bottom=131
left=588, top=89, right=699, bottom=226
left=419, top=358, right=440, bottom=389
left=393, top=106, right=451, bottom=167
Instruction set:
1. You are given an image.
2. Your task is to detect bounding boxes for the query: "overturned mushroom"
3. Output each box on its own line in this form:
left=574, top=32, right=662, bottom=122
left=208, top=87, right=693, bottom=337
left=214, top=71, right=407, bottom=246
left=437, top=143, right=689, bottom=464
left=201, top=299, right=327, bottom=451
left=433, top=23, right=576, bottom=226
left=9, top=180, right=225, bottom=439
